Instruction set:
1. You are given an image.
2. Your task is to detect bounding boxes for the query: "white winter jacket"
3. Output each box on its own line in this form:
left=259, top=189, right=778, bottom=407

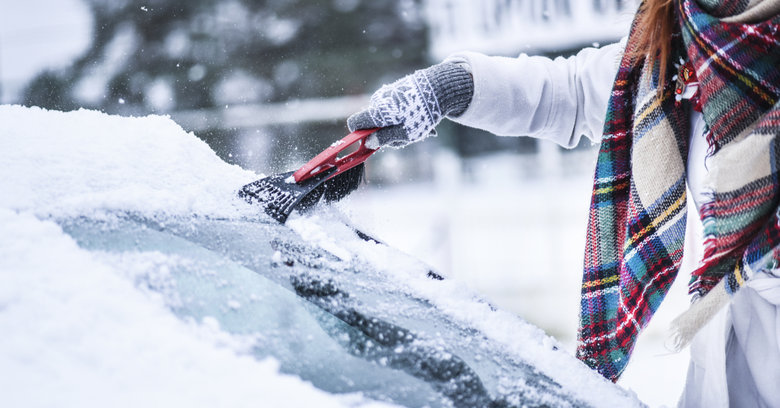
left=444, top=44, right=780, bottom=407
left=444, top=42, right=713, bottom=207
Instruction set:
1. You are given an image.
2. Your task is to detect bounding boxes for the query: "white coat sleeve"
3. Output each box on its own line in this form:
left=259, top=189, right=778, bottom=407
left=443, top=41, right=624, bottom=148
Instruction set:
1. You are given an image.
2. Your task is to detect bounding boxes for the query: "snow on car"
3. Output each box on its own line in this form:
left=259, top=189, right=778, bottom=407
left=0, top=105, right=643, bottom=407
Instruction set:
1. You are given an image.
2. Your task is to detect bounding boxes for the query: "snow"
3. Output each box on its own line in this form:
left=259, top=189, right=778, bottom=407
left=0, top=209, right=396, bottom=408
left=282, top=208, right=646, bottom=406
left=0, top=105, right=651, bottom=407
left=0, top=106, right=257, bottom=218
left=0, top=105, right=395, bottom=408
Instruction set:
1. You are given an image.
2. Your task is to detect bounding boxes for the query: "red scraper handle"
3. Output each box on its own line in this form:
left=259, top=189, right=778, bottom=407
left=293, top=128, right=379, bottom=183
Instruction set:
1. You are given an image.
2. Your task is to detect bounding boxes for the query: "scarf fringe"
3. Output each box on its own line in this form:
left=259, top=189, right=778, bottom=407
left=667, top=279, right=729, bottom=351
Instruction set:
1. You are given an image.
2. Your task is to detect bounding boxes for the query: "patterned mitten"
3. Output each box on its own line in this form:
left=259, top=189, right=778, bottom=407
left=347, top=62, right=473, bottom=149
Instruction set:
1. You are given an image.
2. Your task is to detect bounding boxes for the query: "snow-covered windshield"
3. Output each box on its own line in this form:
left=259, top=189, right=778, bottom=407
left=0, top=106, right=642, bottom=407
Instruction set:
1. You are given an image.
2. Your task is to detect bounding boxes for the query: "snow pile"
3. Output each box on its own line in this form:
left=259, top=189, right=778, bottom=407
left=0, top=105, right=394, bottom=408
left=0, top=105, right=257, bottom=218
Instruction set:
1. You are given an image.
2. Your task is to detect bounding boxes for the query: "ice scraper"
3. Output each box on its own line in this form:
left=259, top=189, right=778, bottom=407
left=239, top=128, right=378, bottom=223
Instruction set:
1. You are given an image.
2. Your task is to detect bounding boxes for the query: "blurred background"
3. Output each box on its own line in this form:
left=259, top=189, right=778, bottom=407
left=1, top=0, right=690, bottom=405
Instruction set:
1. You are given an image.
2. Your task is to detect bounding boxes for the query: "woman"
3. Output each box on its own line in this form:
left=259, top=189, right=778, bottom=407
left=347, top=0, right=780, bottom=406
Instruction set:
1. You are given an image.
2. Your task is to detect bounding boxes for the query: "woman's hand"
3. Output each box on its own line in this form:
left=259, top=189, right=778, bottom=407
left=347, top=62, right=473, bottom=149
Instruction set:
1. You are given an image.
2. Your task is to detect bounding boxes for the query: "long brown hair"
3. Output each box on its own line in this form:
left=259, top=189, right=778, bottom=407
left=631, top=0, right=677, bottom=87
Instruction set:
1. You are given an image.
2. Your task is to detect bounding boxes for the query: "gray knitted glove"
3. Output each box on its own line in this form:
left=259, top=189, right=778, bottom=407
left=347, top=62, right=473, bottom=149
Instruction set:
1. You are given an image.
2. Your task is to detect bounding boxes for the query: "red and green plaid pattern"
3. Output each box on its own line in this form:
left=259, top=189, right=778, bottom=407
left=576, top=0, right=780, bottom=381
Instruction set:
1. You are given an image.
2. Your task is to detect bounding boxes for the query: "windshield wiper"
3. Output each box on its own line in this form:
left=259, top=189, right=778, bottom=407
left=291, top=272, right=508, bottom=408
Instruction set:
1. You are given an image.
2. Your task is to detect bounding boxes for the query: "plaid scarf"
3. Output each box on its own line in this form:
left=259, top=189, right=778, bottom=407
left=576, top=0, right=780, bottom=381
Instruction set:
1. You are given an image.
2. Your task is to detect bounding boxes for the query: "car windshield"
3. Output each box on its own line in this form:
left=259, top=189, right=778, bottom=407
left=58, top=212, right=582, bottom=407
